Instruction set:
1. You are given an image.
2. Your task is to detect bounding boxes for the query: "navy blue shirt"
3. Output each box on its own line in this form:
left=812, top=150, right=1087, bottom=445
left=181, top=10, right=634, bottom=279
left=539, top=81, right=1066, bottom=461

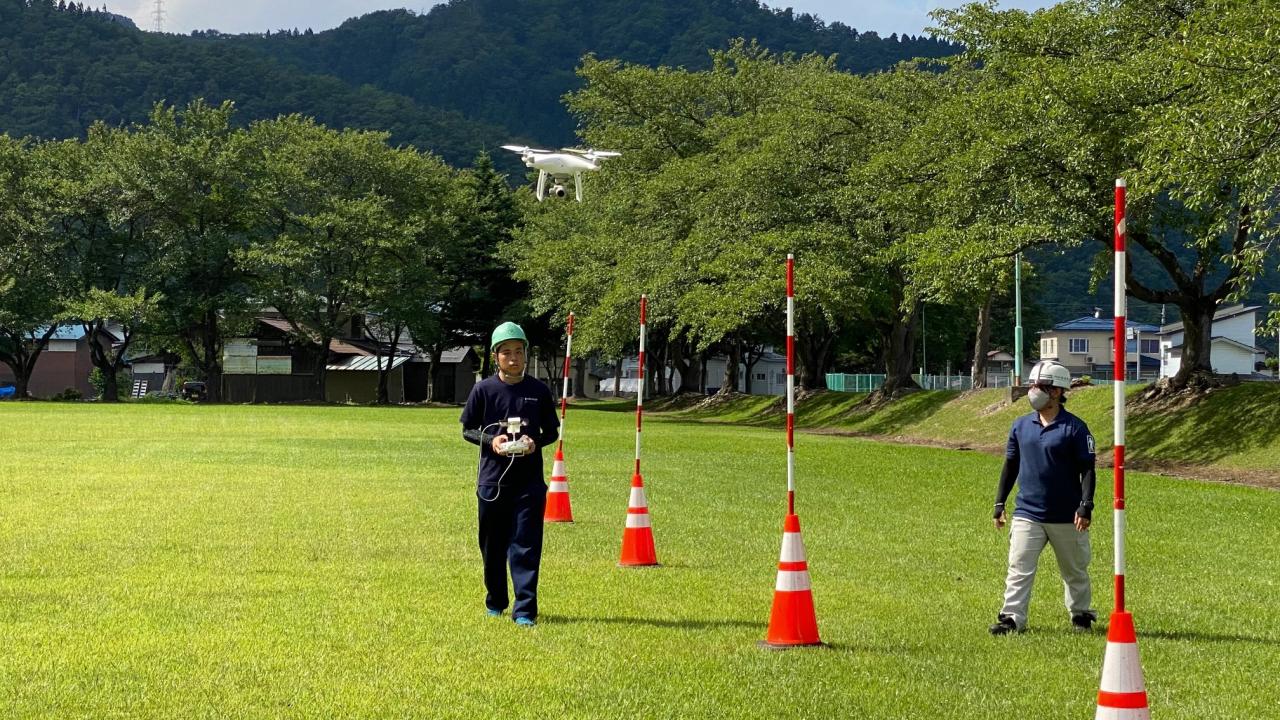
left=460, top=374, right=560, bottom=488
left=1006, top=408, right=1096, bottom=523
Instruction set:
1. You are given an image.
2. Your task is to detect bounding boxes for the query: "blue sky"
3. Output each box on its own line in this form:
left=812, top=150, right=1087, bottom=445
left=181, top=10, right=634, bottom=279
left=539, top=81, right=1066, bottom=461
left=112, top=0, right=1055, bottom=37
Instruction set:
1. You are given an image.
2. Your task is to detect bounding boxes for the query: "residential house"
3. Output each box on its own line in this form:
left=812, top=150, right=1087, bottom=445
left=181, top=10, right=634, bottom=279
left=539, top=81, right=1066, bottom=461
left=1157, top=304, right=1267, bottom=378
left=221, top=313, right=478, bottom=403
left=0, top=324, right=116, bottom=398
left=1038, top=316, right=1160, bottom=381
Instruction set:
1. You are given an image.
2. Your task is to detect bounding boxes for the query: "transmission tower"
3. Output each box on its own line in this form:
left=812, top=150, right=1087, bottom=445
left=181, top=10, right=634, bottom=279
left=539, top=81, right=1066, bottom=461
left=151, top=0, right=165, bottom=33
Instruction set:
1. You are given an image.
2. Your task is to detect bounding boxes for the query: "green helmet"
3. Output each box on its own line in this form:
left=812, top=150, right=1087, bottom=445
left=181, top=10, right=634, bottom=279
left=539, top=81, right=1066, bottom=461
left=490, top=321, right=528, bottom=352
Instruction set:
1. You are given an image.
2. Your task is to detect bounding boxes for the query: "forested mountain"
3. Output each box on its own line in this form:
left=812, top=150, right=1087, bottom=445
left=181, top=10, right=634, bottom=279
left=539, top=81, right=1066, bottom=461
left=238, top=0, right=958, bottom=146
left=0, top=0, right=501, bottom=165
left=0, top=0, right=957, bottom=162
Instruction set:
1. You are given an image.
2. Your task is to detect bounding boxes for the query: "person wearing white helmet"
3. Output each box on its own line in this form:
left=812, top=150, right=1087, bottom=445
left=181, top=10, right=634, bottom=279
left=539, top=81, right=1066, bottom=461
left=989, top=359, right=1098, bottom=635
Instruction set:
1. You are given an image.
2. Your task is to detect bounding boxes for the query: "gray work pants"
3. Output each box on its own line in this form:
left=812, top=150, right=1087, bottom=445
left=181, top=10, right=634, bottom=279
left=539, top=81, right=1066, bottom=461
left=1000, top=517, right=1093, bottom=629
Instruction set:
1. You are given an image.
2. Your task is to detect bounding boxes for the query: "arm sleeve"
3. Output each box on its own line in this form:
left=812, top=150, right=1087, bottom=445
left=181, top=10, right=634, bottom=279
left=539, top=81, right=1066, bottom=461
left=994, top=456, right=1018, bottom=514
left=1078, top=427, right=1097, bottom=518
left=460, top=384, right=485, bottom=444
left=531, top=383, right=561, bottom=448
left=994, top=425, right=1019, bottom=516
left=1078, top=467, right=1097, bottom=520
left=463, top=428, right=496, bottom=447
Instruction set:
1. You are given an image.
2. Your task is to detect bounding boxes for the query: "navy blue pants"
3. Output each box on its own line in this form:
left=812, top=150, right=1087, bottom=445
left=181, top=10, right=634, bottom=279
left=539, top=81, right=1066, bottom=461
left=477, top=482, right=546, bottom=619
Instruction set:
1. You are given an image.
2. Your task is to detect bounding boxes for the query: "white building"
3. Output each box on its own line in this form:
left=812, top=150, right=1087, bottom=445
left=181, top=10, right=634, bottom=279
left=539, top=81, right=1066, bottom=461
left=600, top=348, right=788, bottom=395
left=1158, top=304, right=1266, bottom=378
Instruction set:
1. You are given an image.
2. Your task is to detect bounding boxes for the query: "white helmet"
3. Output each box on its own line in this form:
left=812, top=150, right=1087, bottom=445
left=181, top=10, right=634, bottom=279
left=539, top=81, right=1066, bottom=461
left=1027, top=360, right=1071, bottom=389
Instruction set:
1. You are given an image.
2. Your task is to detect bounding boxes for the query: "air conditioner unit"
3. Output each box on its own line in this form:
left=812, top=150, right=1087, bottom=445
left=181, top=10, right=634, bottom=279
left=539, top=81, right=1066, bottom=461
left=1086, top=356, right=1093, bottom=363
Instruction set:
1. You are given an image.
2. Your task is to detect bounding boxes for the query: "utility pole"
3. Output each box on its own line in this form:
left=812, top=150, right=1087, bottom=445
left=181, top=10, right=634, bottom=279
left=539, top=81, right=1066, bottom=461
left=152, top=0, right=164, bottom=33
left=1014, top=253, right=1024, bottom=386
left=920, top=303, right=927, bottom=389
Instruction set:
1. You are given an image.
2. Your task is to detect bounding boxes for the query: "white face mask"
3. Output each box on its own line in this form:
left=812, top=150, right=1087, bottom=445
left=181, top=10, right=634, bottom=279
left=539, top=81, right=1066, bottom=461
left=1028, top=386, right=1052, bottom=411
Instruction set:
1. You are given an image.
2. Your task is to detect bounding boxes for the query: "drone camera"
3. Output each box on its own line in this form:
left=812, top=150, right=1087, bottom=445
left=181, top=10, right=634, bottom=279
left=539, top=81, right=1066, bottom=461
left=551, top=185, right=567, bottom=198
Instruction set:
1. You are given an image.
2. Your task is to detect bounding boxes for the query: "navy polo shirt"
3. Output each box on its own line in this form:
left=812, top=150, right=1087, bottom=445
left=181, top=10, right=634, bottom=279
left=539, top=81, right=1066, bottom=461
left=460, top=374, right=560, bottom=488
left=1006, top=408, right=1096, bottom=523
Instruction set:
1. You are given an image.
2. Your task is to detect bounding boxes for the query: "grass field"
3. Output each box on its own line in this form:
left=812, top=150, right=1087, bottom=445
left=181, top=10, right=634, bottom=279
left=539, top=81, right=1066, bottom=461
left=1, top=402, right=1278, bottom=719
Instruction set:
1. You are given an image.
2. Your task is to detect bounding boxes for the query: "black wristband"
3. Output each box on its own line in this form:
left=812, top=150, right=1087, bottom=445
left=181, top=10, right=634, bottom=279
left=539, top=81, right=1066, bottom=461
left=1076, top=503, right=1092, bottom=520
left=993, top=502, right=1005, bottom=519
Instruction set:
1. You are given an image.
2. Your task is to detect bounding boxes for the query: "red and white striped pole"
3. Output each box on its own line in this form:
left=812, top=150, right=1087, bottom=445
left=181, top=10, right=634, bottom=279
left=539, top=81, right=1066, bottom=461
left=763, top=254, right=820, bottom=648
left=620, top=295, right=657, bottom=566
left=1096, top=178, right=1150, bottom=719
left=545, top=312, right=575, bottom=522
left=1113, top=179, right=1128, bottom=617
left=636, top=296, right=646, bottom=478
left=558, top=312, right=575, bottom=451
left=786, top=255, right=796, bottom=516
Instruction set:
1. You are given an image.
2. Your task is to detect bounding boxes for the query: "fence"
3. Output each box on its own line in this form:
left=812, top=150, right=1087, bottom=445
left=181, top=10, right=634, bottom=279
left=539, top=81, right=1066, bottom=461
left=826, top=372, right=1016, bottom=393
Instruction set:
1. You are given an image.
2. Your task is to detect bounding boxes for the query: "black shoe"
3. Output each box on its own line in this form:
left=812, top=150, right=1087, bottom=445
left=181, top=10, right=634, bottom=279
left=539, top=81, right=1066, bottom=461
left=1071, top=612, right=1096, bottom=632
left=989, top=614, right=1019, bottom=635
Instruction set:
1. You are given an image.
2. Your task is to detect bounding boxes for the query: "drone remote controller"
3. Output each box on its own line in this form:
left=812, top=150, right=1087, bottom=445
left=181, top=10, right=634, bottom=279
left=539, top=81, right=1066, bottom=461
left=498, top=417, right=531, bottom=456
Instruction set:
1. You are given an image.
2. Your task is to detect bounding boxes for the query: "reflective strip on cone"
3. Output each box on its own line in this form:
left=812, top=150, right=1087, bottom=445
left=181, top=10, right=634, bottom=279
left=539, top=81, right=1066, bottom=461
left=625, top=511, right=652, bottom=529
left=775, top=570, right=812, bottom=592
left=629, top=485, right=648, bottom=509
left=780, top=532, right=807, bottom=563
left=548, top=480, right=569, bottom=493
left=552, top=459, right=566, bottom=478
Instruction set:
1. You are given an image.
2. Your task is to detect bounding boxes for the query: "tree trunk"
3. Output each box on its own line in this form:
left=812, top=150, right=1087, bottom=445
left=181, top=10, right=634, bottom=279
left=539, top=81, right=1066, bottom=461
left=612, top=359, right=622, bottom=398
left=699, top=351, right=708, bottom=394
left=669, top=338, right=701, bottom=393
left=1, top=327, right=54, bottom=400
left=573, top=357, right=587, bottom=398
left=721, top=338, right=741, bottom=393
left=311, top=338, right=330, bottom=402
left=202, top=309, right=224, bottom=402
left=879, top=303, right=921, bottom=396
left=795, top=314, right=834, bottom=391
left=970, top=286, right=995, bottom=389
left=426, top=344, right=444, bottom=403
left=1173, top=299, right=1217, bottom=385
left=372, top=324, right=403, bottom=405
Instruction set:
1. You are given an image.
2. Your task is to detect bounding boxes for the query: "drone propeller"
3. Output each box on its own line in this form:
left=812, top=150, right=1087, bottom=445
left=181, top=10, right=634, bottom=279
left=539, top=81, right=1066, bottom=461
left=501, top=144, right=553, bottom=155
left=564, top=147, right=622, bottom=160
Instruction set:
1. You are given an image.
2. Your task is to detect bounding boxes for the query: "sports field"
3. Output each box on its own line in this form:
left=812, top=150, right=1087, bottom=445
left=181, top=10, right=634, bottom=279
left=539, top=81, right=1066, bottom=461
left=1, top=402, right=1277, bottom=719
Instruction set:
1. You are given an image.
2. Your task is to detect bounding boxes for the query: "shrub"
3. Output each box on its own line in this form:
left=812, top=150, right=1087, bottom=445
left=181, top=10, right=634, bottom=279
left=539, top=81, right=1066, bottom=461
left=50, top=387, right=83, bottom=401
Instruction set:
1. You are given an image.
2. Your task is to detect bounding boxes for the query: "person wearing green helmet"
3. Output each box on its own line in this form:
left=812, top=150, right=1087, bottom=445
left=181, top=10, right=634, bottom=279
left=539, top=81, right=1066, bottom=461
left=459, top=321, right=560, bottom=627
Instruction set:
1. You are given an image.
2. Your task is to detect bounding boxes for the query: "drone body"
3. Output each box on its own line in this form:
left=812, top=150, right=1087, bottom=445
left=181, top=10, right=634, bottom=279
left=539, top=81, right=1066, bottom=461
left=501, top=145, right=621, bottom=201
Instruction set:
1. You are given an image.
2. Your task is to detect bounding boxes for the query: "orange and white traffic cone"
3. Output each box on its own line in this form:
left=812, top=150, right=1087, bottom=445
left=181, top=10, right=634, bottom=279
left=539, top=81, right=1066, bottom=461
left=619, top=473, right=658, bottom=567
left=1095, top=611, right=1150, bottom=719
left=544, top=448, right=573, bottom=522
left=762, top=513, right=821, bottom=648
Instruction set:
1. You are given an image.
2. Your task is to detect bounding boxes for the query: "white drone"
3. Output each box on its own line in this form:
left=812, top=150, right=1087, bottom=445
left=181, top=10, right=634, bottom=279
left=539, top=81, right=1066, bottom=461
left=500, top=145, right=621, bottom=201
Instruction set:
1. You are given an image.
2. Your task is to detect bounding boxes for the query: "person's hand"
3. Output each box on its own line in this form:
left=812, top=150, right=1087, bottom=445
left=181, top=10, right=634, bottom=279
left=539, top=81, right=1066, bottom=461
left=994, top=510, right=1006, bottom=530
left=1074, top=513, right=1091, bottom=532
left=491, top=434, right=509, bottom=454
left=522, top=437, right=537, bottom=454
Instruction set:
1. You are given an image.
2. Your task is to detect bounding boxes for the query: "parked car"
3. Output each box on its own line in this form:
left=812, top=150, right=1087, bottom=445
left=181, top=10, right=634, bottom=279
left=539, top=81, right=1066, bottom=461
left=180, top=381, right=208, bottom=401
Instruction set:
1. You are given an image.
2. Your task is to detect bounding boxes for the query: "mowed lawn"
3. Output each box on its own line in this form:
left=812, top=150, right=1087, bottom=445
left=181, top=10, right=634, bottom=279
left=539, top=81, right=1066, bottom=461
left=1, top=403, right=1277, bottom=719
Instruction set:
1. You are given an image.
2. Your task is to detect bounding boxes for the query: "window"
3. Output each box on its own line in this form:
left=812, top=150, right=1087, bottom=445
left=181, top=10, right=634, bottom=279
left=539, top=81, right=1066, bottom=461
left=1069, top=338, right=1089, bottom=354
left=1040, top=338, right=1057, bottom=357
left=1141, top=339, right=1159, bottom=354
left=754, top=372, right=767, bottom=381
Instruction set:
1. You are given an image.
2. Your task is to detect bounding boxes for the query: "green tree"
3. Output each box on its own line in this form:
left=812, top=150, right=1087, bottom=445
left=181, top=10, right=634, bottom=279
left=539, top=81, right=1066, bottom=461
left=240, top=117, right=420, bottom=401
left=0, top=135, right=67, bottom=398
left=935, top=0, right=1280, bottom=390
left=112, top=100, right=258, bottom=402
